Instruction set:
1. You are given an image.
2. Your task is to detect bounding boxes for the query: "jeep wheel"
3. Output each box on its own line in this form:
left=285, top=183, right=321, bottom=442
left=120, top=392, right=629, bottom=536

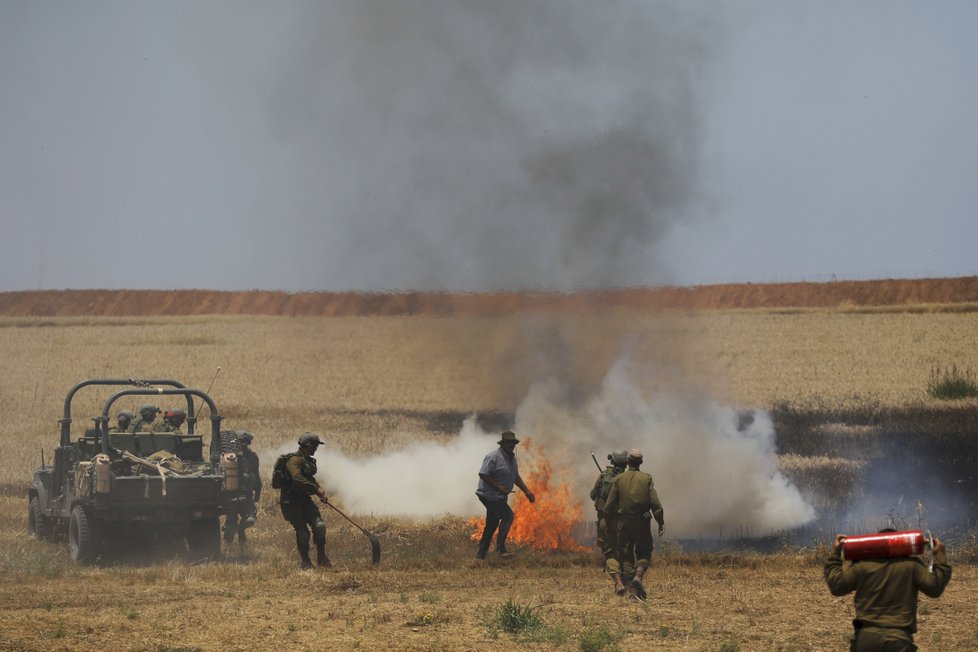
left=28, top=496, right=53, bottom=541
left=68, top=505, right=100, bottom=564
left=186, top=517, right=221, bottom=562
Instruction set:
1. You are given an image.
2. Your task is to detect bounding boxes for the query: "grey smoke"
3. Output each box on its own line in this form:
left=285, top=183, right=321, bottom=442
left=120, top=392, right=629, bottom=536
left=0, top=1, right=715, bottom=292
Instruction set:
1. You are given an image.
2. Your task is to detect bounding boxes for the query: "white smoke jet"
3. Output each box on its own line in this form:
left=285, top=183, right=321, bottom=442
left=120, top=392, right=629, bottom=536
left=274, top=356, right=814, bottom=538
left=269, top=420, right=491, bottom=518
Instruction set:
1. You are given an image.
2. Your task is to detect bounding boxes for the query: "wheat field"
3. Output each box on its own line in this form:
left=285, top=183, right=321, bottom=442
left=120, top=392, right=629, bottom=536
left=1, top=308, right=977, bottom=650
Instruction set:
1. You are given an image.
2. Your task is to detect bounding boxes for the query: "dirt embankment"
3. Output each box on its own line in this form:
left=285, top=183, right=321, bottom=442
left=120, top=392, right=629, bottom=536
left=1, top=276, right=977, bottom=317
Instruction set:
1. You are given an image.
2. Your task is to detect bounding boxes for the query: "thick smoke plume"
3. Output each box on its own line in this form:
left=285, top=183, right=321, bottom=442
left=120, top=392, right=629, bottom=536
left=279, top=357, right=814, bottom=539
left=183, top=1, right=715, bottom=292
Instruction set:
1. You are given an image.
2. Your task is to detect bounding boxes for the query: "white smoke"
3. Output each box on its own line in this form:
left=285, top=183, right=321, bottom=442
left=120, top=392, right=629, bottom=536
left=276, top=356, right=814, bottom=538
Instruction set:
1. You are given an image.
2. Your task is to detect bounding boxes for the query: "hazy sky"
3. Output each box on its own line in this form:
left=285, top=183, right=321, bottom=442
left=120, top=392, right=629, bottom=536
left=2, top=1, right=976, bottom=292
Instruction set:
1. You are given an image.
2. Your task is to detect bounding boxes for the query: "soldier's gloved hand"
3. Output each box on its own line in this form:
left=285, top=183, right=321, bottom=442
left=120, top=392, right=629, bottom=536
left=657, top=523, right=665, bottom=536
left=525, top=491, right=536, bottom=503
left=316, top=488, right=328, bottom=503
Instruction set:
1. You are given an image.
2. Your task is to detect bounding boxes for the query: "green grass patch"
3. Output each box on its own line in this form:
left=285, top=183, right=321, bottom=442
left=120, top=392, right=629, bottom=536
left=927, top=364, right=978, bottom=400
left=579, top=625, right=622, bottom=651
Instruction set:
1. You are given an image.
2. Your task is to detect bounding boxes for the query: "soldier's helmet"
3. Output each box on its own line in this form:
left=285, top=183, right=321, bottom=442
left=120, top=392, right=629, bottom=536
left=165, top=407, right=187, bottom=423
left=608, top=449, right=628, bottom=466
left=239, top=432, right=253, bottom=445
left=117, top=410, right=135, bottom=427
left=626, top=449, right=643, bottom=463
left=139, top=403, right=160, bottom=419
left=298, top=432, right=323, bottom=448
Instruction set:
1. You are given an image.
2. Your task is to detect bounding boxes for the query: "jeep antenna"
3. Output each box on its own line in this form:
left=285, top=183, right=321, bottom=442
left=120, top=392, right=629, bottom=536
left=198, top=367, right=222, bottom=418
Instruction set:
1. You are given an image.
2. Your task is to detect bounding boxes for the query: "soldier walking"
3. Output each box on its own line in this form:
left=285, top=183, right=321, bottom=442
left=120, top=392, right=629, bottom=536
left=590, top=450, right=627, bottom=570
left=475, top=431, right=535, bottom=559
left=224, top=432, right=261, bottom=545
left=603, top=449, right=664, bottom=600
left=824, top=529, right=952, bottom=650
left=278, top=433, right=331, bottom=569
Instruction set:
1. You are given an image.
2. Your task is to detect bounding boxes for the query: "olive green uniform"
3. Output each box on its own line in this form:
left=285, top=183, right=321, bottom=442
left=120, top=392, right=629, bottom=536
left=129, top=416, right=164, bottom=433
left=603, top=468, right=664, bottom=577
left=279, top=451, right=327, bottom=564
left=825, top=548, right=951, bottom=651
left=589, top=466, right=622, bottom=561
left=224, top=448, right=261, bottom=543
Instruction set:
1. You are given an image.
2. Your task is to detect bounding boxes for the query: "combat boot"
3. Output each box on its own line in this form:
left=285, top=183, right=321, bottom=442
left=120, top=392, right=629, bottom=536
left=631, top=566, right=648, bottom=601
left=299, top=549, right=313, bottom=570
left=611, top=573, right=627, bottom=596
left=316, top=544, right=332, bottom=568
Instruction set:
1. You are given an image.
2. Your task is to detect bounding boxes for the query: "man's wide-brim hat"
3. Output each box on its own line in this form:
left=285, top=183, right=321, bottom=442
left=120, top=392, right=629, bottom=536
left=498, top=430, right=520, bottom=445
left=626, top=448, right=643, bottom=462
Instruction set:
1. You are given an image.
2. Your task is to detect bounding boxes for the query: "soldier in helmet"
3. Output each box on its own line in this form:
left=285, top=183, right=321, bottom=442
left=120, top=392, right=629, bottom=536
left=278, top=433, right=330, bottom=569
left=603, top=449, right=664, bottom=601
left=128, top=404, right=162, bottom=433
left=112, top=410, right=135, bottom=433
left=590, top=449, right=628, bottom=579
left=159, top=408, right=187, bottom=433
left=224, top=432, right=261, bottom=545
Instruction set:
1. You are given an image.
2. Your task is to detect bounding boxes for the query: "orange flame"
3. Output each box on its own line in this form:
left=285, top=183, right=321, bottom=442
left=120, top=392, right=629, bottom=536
left=469, top=441, right=588, bottom=552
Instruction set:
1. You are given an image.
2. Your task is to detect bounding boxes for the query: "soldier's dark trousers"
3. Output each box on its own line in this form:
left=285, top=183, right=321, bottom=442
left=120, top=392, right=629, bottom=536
left=476, top=496, right=514, bottom=557
left=281, top=497, right=326, bottom=559
left=615, top=514, right=653, bottom=577
left=597, top=514, right=617, bottom=560
left=851, top=625, right=916, bottom=652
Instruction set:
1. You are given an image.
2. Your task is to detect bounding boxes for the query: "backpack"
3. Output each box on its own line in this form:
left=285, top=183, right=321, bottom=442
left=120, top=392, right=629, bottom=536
left=271, top=453, right=300, bottom=489
left=594, top=466, right=621, bottom=512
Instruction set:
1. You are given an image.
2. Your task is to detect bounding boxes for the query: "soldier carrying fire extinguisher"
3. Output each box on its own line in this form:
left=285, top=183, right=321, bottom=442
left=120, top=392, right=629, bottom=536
left=824, top=527, right=952, bottom=651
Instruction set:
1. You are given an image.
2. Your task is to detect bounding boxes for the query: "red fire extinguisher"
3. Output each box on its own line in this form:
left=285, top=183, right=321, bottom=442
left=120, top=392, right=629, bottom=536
left=841, top=529, right=934, bottom=568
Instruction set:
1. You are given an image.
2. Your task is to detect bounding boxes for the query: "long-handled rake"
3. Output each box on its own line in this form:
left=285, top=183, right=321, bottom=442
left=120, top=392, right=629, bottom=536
left=322, top=499, right=381, bottom=564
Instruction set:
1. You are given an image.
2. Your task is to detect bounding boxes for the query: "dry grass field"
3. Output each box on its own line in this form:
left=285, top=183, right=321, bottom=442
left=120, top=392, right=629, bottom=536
left=2, top=298, right=978, bottom=650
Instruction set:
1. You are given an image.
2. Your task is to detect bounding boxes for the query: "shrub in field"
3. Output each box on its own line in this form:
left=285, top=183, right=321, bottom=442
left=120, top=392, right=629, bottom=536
left=927, top=364, right=978, bottom=400
left=579, top=625, right=622, bottom=652
left=493, top=599, right=542, bottom=635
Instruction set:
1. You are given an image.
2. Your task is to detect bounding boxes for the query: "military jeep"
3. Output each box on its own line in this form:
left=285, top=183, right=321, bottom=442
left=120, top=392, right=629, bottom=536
left=27, top=379, right=246, bottom=564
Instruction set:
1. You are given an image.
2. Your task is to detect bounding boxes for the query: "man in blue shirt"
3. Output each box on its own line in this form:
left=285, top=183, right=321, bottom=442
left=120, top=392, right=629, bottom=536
left=475, top=431, right=535, bottom=559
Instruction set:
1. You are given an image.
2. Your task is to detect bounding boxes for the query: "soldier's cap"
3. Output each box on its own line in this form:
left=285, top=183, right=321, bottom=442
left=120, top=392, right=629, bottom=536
left=117, top=410, right=135, bottom=420
left=626, top=449, right=643, bottom=463
left=239, top=431, right=253, bottom=444
left=298, top=432, right=323, bottom=448
left=166, top=408, right=187, bottom=418
left=139, top=403, right=161, bottom=416
left=497, top=430, right=519, bottom=445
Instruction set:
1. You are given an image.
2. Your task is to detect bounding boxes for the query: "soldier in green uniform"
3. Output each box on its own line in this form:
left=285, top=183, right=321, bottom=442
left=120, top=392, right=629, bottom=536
left=128, top=404, right=163, bottom=433
left=112, top=410, right=135, bottom=433
left=279, top=432, right=330, bottom=569
left=590, top=449, right=627, bottom=572
left=159, top=408, right=186, bottom=433
left=603, top=449, right=664, bottom=600
left=224, top=432, right=261, bottom=544
left=824, top=529, right=952, bottom=651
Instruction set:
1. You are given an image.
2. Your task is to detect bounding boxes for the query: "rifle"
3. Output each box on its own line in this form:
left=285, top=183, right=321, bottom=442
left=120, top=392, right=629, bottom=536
left=590, top=451, right=602, bottom=472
